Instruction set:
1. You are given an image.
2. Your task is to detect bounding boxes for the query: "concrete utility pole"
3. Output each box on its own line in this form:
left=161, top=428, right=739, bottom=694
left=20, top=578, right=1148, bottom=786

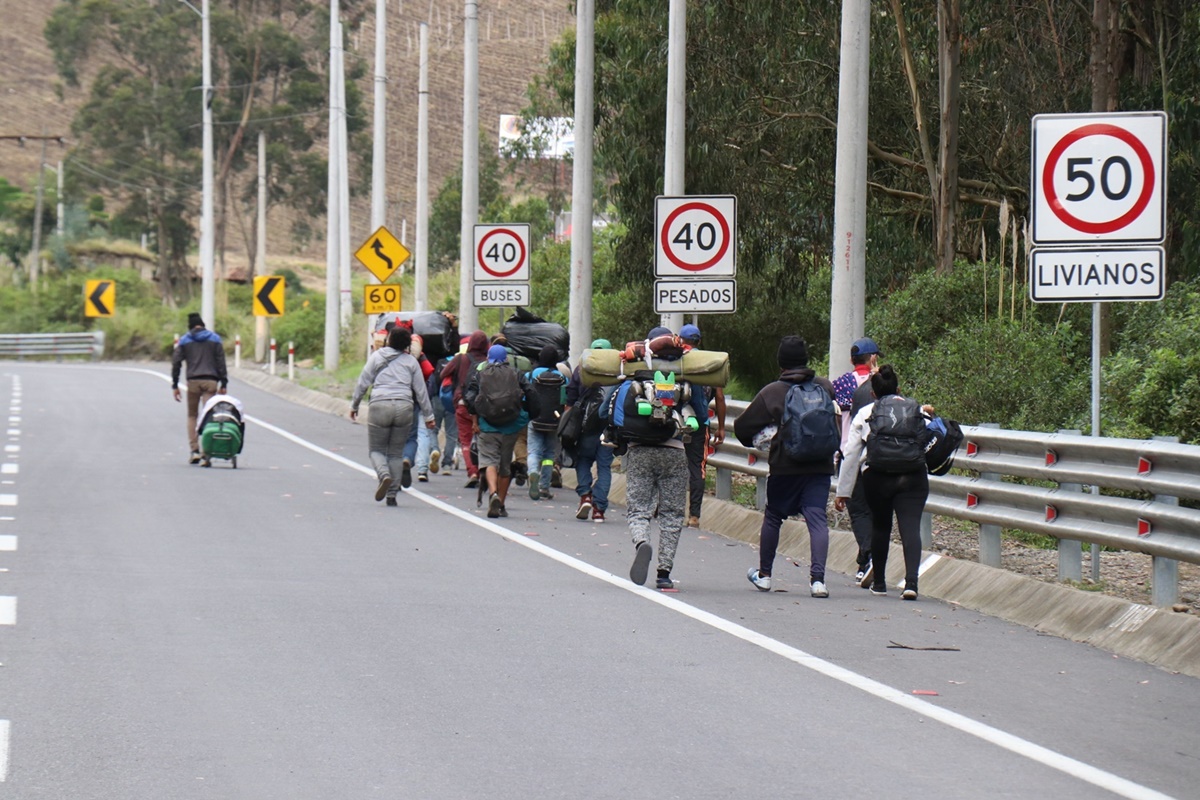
left=29, top=134, right=48, bottom=291
left=256, top=130, right=269, bottom=362
left=371, top=0, right=388, bottom=236
left=661, top=0, right=686, bottom=332
left=324, top=0, right=343, bottom=372
left=568, top=0, right=594, bottom=361
left=828, top=0, right=871, bottom=378
left=200, top=0, right=215, bottom=330
left=336, top=18, right=354, bottom=329
left=458, top=0, right=480, bottom=332
left=415, top=22, right=431, bottom=311
left=55, top=160, right=64, bottom=238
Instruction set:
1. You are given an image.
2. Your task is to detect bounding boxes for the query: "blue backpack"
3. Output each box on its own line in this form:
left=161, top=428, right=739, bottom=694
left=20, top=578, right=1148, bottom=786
left=779, top=380, right=841, bottom=462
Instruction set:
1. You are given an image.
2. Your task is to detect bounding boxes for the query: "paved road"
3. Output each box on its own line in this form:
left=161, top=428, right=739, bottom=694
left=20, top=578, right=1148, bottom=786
left=0, top=363, right=1196, bottom=799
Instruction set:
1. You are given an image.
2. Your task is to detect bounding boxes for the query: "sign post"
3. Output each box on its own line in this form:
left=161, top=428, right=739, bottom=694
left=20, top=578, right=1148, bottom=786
left=472, top=223, right=530, bottom=308
left=1029, top=111, right=1168, bottom=449
left=653, top=195, right=737, bottom=315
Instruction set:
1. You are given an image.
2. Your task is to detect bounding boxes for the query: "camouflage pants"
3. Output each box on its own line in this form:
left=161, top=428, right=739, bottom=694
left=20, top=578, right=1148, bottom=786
left=624, top=445, right=688, bottom=574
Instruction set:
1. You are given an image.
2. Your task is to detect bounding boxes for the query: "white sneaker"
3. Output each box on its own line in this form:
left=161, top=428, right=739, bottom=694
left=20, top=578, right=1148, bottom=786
left=810, top=580, right=829, bottom=598
left=747, top=568, right=772, bottom=592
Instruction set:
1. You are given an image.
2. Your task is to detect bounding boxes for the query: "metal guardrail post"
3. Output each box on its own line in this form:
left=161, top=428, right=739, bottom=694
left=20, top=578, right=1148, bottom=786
left=1151, top=435, right=1180, bottom=607
left=1056, top=429, right=1083, bottom=582
left=920, top=512, right=933, bottom=549
left=715, top=466, right=732, bottom=501
left=978, top=423, right=1002, bottom=568
left=755, top=475, right=767, bottom=511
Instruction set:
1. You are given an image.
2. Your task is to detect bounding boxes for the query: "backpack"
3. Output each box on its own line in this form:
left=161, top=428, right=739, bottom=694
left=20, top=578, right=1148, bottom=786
left=832, top=371, right=863, bottom=412
left=779, top=380, right=841, bottom=462
left=529, top=369, right=566, bottom=432
left=579, top=384, right=616, bottom=436
left=866, top=395, right=931, bottom=473
left=924, top=416, right=964, bottom=476
left=607, top=372, right=690, bottom=446
left=474, top=363, right=524, bottom=427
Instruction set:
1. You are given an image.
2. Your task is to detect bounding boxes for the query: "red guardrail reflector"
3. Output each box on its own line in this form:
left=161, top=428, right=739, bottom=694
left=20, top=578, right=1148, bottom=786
left=966, top=493, right=979, bottom=509
left=966, top=441, right=979, bottom=457
left=1137, top=456, right=1152, bottom=475
left=1045, top=505, right=1057, bottom=522
left=1137, top=518, right=1152, bottom=537
left=1045, top=449, right=1058, bottom=467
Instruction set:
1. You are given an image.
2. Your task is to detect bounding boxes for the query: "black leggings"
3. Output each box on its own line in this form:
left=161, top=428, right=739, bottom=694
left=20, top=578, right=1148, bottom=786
left=861, top=469, right=929, bottom=589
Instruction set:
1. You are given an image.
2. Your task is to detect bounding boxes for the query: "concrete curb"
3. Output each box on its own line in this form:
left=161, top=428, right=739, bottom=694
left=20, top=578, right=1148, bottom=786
left=234, top=368, right=1200, bottom=679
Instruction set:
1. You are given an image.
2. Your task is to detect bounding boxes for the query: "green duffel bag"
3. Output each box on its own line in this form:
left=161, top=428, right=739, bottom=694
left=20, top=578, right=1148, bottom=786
left=579, top=348, right=729, bottom=388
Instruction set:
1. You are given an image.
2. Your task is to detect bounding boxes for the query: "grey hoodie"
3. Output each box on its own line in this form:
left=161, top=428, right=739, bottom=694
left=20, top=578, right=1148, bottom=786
left=351, top=348, right=434, bottom=420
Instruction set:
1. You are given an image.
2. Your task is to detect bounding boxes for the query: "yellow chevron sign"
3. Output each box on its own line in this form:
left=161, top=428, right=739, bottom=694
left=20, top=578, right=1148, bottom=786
left=84, top=280, right=115, bottom=317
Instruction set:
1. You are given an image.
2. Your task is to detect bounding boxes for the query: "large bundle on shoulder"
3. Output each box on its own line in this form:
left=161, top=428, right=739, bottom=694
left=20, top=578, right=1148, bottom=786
left=373, top=312, right=459, bottom=359
left=500, top=307, right=569, bottom=363
left=579, top=333, right=729, bottom=388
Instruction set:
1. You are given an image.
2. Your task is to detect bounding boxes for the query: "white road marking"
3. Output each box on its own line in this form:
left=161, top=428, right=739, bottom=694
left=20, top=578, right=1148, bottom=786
left=0, top=496, right=14, bottom=507
left=0, top=464, right=14, bottom=474
left=0, top=535, right=15, bottom=551
left=3, top=446, right=17, bottom=454
left=0, top=597, right=14, bottom=625
left=0, top=719, right=8, bottom=782
left=6, top=418, right=16, bottom=424
left=5, top=430, right=17, bottom=437
left=249, top=412, right=1174, bottom=800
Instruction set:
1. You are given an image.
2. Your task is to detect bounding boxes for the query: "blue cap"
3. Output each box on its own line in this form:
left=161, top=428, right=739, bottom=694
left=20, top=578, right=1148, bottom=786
left=850, top=337, right=880, bottom=356
left=487, top=344, right=509, bottom=364
left=647, top=326, right=672, bottom=339
left=679, top=323, right=701, bottom=342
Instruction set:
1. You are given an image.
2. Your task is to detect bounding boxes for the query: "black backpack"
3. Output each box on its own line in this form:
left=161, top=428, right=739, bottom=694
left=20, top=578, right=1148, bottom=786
left=866, top=395, right=931, bottom=473
left=474, top=363, right=523, bottom=427
left=924, top=416, right=964, bottom=476
left=608, top=373, right=687, bottom=446
left=779, top=380, right=841, bottom=463
left=529, top=369, right=565, bottom=432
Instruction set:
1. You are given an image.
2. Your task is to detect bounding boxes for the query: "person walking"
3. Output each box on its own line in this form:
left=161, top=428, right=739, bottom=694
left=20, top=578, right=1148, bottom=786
left=171, top=312, right=228, bottom=464
left=416, top=351, right=457, bottom=480
left=465, top=344, right=533, bottom=519
left=564, top=339, right=616, bottom=522
left=733, top=335, right=839, bottom=598
left=622, top=327, right=710, bottom=591
left=350, top=326, right=436, bottom=505
left=678, top=323, right=726, bottom=528
left=526, top=344, right=566, bottom=500
left=442, top=330, right=489, bottom=488
left=834, top=364, right=932, bottom=600
left=832, top=337, right=881, bottom=583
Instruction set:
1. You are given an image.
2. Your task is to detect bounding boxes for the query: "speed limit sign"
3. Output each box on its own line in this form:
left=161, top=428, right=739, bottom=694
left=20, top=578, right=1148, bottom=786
left=655, top=195, right=737, bottom=277
left=473, top=224, right=530, bottom=282
left=363, top=284, right=402, bottom=315
left=1031, top=112, right=1166, bottom=245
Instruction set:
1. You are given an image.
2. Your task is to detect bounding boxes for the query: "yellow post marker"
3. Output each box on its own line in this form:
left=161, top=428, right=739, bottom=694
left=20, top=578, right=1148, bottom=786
left=253, top=275, right=285, bottom=317
left=354, top=225, right=411, bottom=283
left=84, top=279, right=115, bottom=317
left=364, top=284, right=402, bottom=315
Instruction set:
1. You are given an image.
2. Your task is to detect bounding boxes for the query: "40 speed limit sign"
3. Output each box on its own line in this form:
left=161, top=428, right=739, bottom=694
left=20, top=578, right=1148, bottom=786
left=1031, top=112, right=1166, bottom=245
left=473, top=224, right=530, bottom=282
left=655, top=195, right=737, bottom=277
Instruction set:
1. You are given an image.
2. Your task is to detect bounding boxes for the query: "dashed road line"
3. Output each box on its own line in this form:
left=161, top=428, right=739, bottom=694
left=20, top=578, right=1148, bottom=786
left=0, top=596, right=15, bottom=625
left=0, top=535, right=15, bottom=551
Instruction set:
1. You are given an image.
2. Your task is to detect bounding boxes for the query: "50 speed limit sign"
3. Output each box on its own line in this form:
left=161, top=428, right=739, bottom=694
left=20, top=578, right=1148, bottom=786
left=655, top=195, right=737, bottom=277
left=473, top=224, right=530, bottom=282
left=1031, top=112, right=1166, bottom=245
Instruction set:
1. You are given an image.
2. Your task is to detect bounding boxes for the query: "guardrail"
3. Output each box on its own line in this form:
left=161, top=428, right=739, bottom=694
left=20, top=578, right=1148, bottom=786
left=709, top=399, right=1199, bottom=607
left=0, top=331, right=105, bottom=361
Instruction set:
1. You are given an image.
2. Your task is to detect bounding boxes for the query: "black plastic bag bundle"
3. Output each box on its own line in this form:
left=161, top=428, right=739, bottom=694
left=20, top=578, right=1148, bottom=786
left=501, top=308, right=569, bottom=362
left=373, top=312, right=460, bottom=359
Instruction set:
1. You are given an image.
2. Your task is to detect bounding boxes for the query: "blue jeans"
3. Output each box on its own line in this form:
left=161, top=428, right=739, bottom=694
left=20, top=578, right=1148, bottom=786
left=417, top=399, right=457, bottom=474
left=404, top=414, right=419, bottom=466
left=758, top=472, right=832, bottom=580
left=574, top=433, right=613, bottom=512
left=527, top=426, right=557, bottom=491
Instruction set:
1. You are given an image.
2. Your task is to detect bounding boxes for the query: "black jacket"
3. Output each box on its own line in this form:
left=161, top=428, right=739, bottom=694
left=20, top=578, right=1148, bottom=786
left=733, top=368, right=837, bottom=476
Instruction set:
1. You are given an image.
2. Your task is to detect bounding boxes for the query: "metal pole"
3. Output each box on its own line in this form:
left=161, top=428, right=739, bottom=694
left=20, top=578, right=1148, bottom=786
left=29, top=135, right=47, bottom=291
left=567, top=0, right=594, bottom=363
left=56, top=160, right=64, bottom=238
left=827, top=0, right=870, bottom=379
left=256, top=131, right=269, bottom=362
left=324, top=0, right=342, bottom=372
left=371, top=0, right=388, bottom=235
left=415, top=22, right=431, bottom=311
left=660, top=0, right=686, bottom=332
left=458, top=0, right=480, bottom=333
left=1090, top=301, right=1102, bottom=583
left=200, top=0, right=215, bottom=329
left=336, top=20, right=354, bottom=329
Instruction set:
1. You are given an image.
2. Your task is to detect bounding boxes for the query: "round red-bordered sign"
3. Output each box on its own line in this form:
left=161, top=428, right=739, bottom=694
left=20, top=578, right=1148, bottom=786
left=476, top=228, right=527, bottom=278
left=1042, top=123, right=1156, bottom=235
left=660, top=201, right=732, bottom=272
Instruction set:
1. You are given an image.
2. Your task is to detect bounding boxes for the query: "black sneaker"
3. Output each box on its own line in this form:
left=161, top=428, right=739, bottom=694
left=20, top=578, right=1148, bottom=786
left=870, top=582, right=888, bottom=596
left=550, top=466, right=563, bottom=488
left=385, top=496, right=398, bottom=507
left=656, top=573, right=676, bottom=591
left=375, top=474, right=393, bottom=502
left=487, top=492, right=502, bottom=518
left=901, top=585, right=918, bottom=600
left=630, top=541, right=652, bottom=585
left=401, top=459, right=413, bottom=488
left=498, top=504, right=508, bottom=518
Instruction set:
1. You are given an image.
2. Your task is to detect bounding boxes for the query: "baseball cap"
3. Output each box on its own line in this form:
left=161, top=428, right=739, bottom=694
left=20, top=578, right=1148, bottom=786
left=487, top=344, right=509, bottom=364
left=647, top=326, right=672, bottom=339
left=590, top=338, right=612, bottom=350
left=679, top=323, right=701, bottom=341
left=851, top=337, right=880, bottom=357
